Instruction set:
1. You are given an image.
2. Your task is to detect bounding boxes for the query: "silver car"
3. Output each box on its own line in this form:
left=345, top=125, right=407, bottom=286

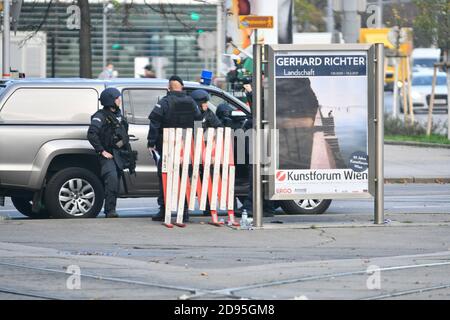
left=0, top=78, right=331, bottom=218
left=401, top=70, right=448, bottom=113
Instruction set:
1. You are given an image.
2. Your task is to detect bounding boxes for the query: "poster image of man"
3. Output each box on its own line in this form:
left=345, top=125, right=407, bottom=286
left=276, top=76, right=367, bottom=171
left=277, top=77, right=346, bottom=170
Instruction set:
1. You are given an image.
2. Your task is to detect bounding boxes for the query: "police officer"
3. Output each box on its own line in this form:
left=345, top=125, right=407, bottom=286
left=237, top=81, right=275, bottom=218
left=87, top=87, right=131, bottom=218
left=147, top=76, right=202, bottom=222
left=191, top=89, right=223, bottom=129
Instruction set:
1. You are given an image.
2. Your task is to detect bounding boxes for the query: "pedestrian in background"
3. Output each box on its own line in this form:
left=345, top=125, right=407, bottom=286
left=98, top=62, right=118, bottom=79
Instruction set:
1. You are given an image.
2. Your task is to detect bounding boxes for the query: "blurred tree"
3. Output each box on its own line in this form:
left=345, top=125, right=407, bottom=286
left=78, top=0, right=92, bottom=78
left=293, top=0, right=327, bottom=32
left=412, top=0, right=449, bottom=60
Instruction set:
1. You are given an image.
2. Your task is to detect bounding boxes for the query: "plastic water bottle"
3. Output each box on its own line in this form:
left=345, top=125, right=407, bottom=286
left=240, top=209, right=248, bottom=229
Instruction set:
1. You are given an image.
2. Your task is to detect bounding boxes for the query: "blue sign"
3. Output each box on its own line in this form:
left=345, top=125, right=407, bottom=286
left=275, top=55, right=367, bottom=77
left=200, top=69, right=213, bottom=85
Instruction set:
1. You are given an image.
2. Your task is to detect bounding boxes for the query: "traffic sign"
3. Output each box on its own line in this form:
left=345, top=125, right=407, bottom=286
left=238, top=15, right=273, bottom=29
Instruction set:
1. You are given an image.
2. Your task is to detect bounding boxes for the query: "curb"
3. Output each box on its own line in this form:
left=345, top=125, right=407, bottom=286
left=385, top=140, right=450, bottom=149
left=261, top=221, right=450, bottom=230
left=385, top=178, right=450, bottom=184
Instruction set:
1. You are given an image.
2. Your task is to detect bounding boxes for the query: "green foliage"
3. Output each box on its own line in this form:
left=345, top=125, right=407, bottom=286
left=385, top=134, right=450, bottom=145
left=384, top=114, right=449, bottom=144
left=384, top=114, right=426, bottom=136
left=293, top=0, right=327, bottom=32
left=412, top=0, right=449, bottom=55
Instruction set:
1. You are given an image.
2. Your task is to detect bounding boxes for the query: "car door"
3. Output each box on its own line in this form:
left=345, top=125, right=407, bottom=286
left=121, top=87, right=167, bottom=195
left=186, top=89, right=252, bottom=193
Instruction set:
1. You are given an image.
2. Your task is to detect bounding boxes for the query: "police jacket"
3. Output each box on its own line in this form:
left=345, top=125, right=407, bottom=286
left=147, top=91, right=202, bottom=148
left=87, top=107, right=129, bottom=153
left=202, top=109, right=223, bottom=129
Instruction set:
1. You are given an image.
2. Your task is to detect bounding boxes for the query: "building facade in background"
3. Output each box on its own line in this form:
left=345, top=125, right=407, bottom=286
left=14, top=0, right=218, bottom=79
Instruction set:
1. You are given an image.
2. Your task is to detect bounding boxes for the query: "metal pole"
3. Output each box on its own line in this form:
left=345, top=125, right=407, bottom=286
left=173, top=38, right=178, bottom=75
left=102, top=0, right=107, bottom=68
left=375, top=43, right=385, bottom=225
left=2, top=0, right=11, bottom=78
left=216, top=0, right=224, bottom=77
left=252, top=29, right=263, bottom=228
left=326, top=0, right=334, bottom=34
left=51, top=35, right=56, bottom=78
left=377, top=0, right=383, bottom=28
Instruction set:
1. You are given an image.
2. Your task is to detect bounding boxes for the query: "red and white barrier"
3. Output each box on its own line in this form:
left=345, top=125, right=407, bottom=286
left=161, top=127, right=238, bottom=228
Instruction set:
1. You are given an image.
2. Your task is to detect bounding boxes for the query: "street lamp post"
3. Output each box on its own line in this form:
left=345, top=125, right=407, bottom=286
left=2, top=0, right=11, bottom=78
left=102, top=0, right=107, bottom=68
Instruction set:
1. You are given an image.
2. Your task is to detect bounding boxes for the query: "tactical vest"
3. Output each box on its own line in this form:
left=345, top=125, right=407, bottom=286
left=164, top=95, right=196, bottom=129
left=100, top=109, right=129, bottom=149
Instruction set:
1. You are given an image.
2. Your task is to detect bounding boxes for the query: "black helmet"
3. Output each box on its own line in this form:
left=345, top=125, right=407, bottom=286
left=191, top=89, right=210, bottom=104
left=99, top=87, right=121, bottom=107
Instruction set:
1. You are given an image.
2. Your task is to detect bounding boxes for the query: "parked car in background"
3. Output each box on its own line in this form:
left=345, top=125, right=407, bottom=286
left=411, top=48, right=441, bottom=72
left=400, top=70, right=448, bottom=113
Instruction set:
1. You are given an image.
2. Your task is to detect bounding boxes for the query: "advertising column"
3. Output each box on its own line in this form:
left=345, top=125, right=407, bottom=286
left=270, top=47, right=373, bottom=199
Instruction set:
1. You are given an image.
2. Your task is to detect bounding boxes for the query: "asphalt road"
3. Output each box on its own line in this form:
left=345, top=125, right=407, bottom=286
left=1, top=90, right=449, bottom=301
left=1, top=184, right=449, bottom=220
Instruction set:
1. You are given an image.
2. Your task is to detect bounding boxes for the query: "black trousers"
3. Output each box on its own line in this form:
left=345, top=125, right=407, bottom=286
left=100, top=158, right=121, bottom=214
left=242, top=165, right=275, bottom=212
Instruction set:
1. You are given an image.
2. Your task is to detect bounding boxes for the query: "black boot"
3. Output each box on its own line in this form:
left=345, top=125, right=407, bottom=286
left=183, top=211, right=190, bottom=223
left=152, top=207, right=165, bottom=221
left=105, top=211, right=119, bottom=218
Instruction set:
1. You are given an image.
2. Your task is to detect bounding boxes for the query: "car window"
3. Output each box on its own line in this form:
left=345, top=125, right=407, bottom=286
left=0, top=88, right=98, bottom=123
left=413, top=58, right=438, bottom=69
left=412, top=76, right=447, bottom=86
left=122, top=89, right=166, bottom=124
left=186, top=90, right=238, bottom=114
left=208, top=93, right=237, bottom=113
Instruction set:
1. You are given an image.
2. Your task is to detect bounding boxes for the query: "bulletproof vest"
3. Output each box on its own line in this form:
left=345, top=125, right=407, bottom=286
left=164, top=94, right=195, bottom=129
left=101, top=109, right=129, bottom=149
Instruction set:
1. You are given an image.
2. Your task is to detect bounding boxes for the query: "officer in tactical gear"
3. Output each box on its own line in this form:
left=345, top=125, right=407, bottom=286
left=191, top=89, right=223, bottom=129
left=147, top=76, right=202, bottom=222
left=87, top=87, right=136, bottom=218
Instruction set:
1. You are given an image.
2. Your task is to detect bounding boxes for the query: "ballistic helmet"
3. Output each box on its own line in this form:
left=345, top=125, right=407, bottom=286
left=191, top=89, right=210, bottom=105
left=99, top=87, right=121, bottom=107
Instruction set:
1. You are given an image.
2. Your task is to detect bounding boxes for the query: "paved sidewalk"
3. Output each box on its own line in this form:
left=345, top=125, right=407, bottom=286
left=385, top=144, right=450, bottom=182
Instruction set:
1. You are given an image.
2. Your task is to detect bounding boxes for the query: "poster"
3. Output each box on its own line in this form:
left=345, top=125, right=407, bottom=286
left=273, top=51, right=370, bottom=196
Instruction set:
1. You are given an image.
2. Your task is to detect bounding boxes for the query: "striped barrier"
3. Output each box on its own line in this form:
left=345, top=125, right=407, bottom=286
left=161, top=127, right=238, bottom=228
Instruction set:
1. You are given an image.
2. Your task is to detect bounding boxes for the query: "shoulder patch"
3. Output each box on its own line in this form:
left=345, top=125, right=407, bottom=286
left=155, top=103, right=161, bottom=108
left=93, top=117, right=102, bottom=122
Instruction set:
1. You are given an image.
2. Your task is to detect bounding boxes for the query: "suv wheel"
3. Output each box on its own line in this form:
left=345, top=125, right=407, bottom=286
left=45, top=168, right=104, bottom=219
left=280, top=199, right=332, bottom=215
left=11, top=196, right=50, bottom=219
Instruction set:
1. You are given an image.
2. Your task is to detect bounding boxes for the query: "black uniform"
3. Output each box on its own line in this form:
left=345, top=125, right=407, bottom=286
left=147, top=91, right=202, bottom=214
left=87, top=107, right=130, bottom=215
left=202, top=108, right=223, bottom=129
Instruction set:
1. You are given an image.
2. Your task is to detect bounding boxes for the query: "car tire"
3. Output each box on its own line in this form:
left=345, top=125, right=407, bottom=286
left=11, top=196, right=50, bottom=219
left=44, top=167, right=104, bottom=219
left=280, top=199, right=332, bottom=215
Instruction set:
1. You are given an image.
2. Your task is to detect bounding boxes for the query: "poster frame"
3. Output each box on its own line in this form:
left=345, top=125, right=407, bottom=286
left=265, top=44, right=377, bottom=201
